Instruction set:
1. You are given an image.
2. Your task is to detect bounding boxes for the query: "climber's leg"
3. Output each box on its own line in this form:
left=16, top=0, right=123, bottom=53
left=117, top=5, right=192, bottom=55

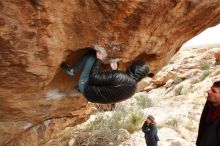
left=71, top=53, right=95, bottom=73
left=60, top=52, right=96, bottom=77
left=78, top=54, right=97, bottom=93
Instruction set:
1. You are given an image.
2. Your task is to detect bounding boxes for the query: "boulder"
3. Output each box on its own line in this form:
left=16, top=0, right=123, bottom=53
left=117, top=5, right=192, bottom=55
left=1, top=0, right=220, bottom=145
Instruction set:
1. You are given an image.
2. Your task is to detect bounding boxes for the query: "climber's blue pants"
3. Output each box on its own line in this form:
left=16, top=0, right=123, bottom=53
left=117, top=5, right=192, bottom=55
left=64, top=53, right=97, bottom=94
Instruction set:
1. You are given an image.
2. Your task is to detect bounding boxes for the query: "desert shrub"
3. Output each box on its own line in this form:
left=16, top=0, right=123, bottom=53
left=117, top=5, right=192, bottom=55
left=86, top=114, right=106, bottom=131
left=135, top=95, right=152, bottom=108
left=190, top=77, right=200, bottom=84
left=174, top=76, right=183, bottom=84
left=124, top=111, right=144, bottom=133
left=180, top=87, right=192, bottom=95
left=166, top=116, right=179, bottom=130
left=74, top=110, right=144, bottom=146
left=74, top=112, right=122, bottom=146
left=74, top=127, right=115, bottom=146
left=199, top=70, right=211, bottom=81
left=165, top=116, right=194, bottom=141
left=199, top=63, right=210, bottom=70
left=111, top=110, right=126, bottom=131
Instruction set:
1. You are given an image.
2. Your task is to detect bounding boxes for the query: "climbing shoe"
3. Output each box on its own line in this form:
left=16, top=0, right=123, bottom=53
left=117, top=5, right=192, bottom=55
left=60, top=62, right=75, bottom=76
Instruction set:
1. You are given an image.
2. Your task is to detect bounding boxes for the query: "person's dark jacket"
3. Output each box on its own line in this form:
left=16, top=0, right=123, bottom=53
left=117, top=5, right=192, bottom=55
left=84, top=57, right=149, bottom=104
left=142, top=122, right=159, bottom=146
left=84, top=60, right=137, bottom=104
left=196, top=102, right=220, bottom=146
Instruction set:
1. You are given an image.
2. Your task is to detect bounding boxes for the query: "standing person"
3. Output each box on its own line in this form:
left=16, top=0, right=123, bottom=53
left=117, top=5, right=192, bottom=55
left=60, top=49, right=150, bottom=104
left=196, top=81, right=220, bottom=146
left=142, top=115, right=159, bottom=146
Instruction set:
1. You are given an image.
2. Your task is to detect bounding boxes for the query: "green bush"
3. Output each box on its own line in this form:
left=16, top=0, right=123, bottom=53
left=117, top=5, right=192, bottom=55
left=199, top=63, right=210, bottom=70
left=199, top=70, right=211, bottom=81
left=191, top=77, right=200, bottom=84
left=135, top=95, right=152, bottom=108
left=74, top=110, right=144, bottom=146
left=125, top=111, right=144, bottom=133
left=86, top=113, right=106, bottom=131
left=174, top=76, right=183, bottom=84
left=111, top=110, right=126, bottom=131
left=180, top=87, right=192, bottom=95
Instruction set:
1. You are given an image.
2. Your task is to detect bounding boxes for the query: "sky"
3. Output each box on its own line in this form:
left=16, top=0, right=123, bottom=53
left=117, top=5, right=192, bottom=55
left=182, top=23, right=220, bottom=48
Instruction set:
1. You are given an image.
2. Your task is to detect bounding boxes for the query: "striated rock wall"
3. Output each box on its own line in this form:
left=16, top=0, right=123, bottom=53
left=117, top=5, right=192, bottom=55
left=1, top=0, right=220, bottom=145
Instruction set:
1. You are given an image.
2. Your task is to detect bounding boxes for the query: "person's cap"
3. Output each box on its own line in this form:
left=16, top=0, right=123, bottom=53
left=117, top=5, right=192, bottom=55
left=147, top=115, right=155, bottom=122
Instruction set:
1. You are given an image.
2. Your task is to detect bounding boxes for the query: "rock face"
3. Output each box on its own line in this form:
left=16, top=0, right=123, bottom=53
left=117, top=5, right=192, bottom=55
left=215, top=51, right=220, bottom=64
left=1, top=0, right=220, bottom=145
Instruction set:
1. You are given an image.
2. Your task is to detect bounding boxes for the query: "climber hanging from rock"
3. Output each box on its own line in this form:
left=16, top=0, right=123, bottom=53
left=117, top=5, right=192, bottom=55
left=60, top=48, right=150, bottom=104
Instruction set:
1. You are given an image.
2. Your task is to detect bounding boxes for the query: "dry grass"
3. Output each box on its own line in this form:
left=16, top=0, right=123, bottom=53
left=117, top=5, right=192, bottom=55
left=135, top=94, right=152, bottom=108
left=199, top=70, right=211, bottom=81
left=161, top=115, right=197, bottom=141
left=73, top=109, right=144, bottom=146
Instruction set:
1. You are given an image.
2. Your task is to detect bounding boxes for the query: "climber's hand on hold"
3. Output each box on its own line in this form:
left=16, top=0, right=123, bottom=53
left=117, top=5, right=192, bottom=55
left=96, top=51, right=103, bottom=60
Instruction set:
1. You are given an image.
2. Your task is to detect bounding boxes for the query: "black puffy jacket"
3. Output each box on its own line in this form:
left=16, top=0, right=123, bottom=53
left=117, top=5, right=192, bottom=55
left=84, top=60, right=137, bottom=104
